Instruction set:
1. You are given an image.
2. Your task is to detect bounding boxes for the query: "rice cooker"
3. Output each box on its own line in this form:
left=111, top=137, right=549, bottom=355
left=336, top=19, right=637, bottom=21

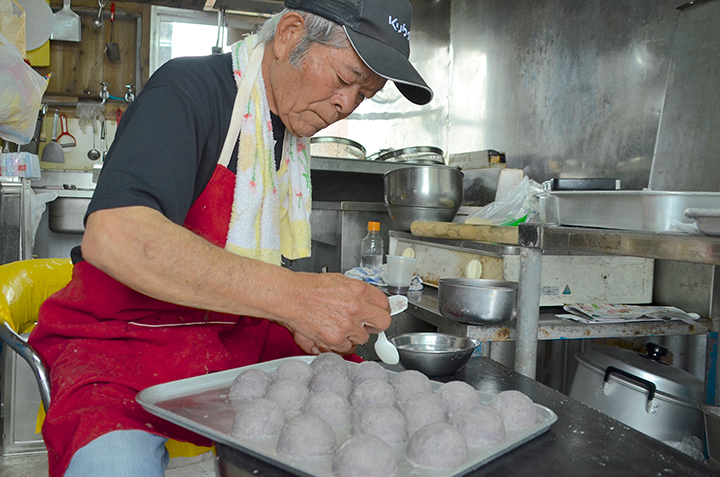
left=569, top=343, right=704, bottom=442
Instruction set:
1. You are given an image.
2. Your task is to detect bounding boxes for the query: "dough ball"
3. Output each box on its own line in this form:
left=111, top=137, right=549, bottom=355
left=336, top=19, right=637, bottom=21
left=399, top=392, right=448, bottom=433
left=488, top=390, right=538, bottom=430
left=310, top=352, right=349, bottom=375
left=332, top=434, right=398, bottom=477
left=451, top=403, right=506, bottom=447
left=349, top=361, right=388, bottom=386
left=350, top=379, right=396, bottom=411
left=229, top=369, right=272, bottom=402
left=310, top=369, right=352, bottom=398
left=273, top=360, right=314, bottom=385
left=276, top=414, right=336, bottom=460
left=406, top=422, right=469, bottom=470
left=230, top=398, right=286, bottom=440
left=391, top=370, right=433, bottom=402
left=436, top=381, right=482, bottom=416
left=302, top=390, right=354, bottom=429
left=265, top=379, right=310, bottom=413
left=352, top=405, right=408, bottom=447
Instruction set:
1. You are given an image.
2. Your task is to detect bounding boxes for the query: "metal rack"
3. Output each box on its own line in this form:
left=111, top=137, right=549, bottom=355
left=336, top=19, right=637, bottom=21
left=510, top=223, right=720, bottom=400
left=398, top=223, right=719, bottom=397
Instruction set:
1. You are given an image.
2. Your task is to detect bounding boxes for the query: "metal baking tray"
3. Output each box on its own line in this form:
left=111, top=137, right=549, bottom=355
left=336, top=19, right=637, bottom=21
left=540, top=190, right=720, bottom=232
left=136, top=356, right=557, bottom=477
left=685, top=208, right=720, bottom=236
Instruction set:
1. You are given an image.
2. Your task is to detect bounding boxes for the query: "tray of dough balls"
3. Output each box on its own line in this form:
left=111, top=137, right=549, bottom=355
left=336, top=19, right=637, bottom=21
left=136, top=354, right=557, bottom=477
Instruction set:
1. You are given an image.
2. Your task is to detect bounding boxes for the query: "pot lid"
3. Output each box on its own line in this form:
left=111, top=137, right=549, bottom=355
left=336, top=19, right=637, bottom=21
left=577, top=344, right=704, bottom=404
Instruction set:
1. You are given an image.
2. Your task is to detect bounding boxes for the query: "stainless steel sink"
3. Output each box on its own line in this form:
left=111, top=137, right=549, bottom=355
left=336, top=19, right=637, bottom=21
left=48, top=197, right=90, bottom=234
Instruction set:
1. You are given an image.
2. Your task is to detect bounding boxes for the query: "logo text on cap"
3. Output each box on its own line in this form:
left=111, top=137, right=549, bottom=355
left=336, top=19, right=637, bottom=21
left=388, top=16, right=410, bottom=40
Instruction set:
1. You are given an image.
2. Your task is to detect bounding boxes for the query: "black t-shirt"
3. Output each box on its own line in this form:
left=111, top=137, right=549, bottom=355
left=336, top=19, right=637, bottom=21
left=73, top=53, right=286, bottom=262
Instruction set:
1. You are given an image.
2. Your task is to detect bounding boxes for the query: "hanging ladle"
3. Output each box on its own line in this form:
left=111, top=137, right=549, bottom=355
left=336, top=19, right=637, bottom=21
left=93, top=0, right=108, bottom=29
left=87, top=119, right=101, bottom=160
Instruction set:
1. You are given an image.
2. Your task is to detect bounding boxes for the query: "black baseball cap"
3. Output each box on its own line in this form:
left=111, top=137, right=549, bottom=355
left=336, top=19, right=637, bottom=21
left=284, top=0, right=433, bottom=105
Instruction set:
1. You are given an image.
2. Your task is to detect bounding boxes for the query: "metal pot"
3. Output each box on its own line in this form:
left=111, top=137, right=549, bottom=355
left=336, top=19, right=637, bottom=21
left=569, top=343, right=704, bottom=442
left=310, top=136, right=366, bottom=160
left=374, top=146, right=444, bottom=164
left=438, top=278, right=518, bottom=324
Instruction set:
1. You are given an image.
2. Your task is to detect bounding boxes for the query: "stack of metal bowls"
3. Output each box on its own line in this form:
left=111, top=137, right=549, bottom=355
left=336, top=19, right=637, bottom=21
left=383, top=165, right=464, bottom=231
left=438, top=278, right=518, bottom=324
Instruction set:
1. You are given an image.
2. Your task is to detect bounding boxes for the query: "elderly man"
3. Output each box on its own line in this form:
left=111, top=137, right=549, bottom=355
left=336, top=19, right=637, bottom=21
left=29, top=0, right=432, bottom=475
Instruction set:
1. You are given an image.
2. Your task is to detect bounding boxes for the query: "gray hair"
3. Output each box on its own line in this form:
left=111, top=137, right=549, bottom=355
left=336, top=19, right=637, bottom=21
left=256, top=8, right=350, bottom=67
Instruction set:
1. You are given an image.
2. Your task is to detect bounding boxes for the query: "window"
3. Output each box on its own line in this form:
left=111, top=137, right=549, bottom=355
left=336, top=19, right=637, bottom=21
left=149, top=6, right=266, bottom=75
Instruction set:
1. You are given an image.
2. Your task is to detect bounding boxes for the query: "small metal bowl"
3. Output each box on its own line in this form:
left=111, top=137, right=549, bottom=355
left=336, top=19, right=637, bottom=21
left=389, top=332, right=480, bottom=377
left=438, top=278, right=518, bottom=324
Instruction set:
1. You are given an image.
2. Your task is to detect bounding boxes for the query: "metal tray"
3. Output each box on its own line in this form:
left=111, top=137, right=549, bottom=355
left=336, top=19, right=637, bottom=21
left=137, top=356, right=557, bottom=477
left=540, top=190, right=720, bottom=232
left=685, top=208, right=720, bottom=236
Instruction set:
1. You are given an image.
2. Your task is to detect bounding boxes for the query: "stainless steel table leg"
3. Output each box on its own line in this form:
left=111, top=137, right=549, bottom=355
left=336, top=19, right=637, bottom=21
left=515, top=247, right=542, bottom=378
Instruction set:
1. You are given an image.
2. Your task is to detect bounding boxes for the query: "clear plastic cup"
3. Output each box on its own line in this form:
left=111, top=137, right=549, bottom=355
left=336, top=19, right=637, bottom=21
left=385, top=255, right=417, bottom=295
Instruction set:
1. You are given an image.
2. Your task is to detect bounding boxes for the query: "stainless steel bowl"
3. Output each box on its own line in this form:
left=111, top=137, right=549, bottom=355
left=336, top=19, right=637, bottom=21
left=386, top=205, right=459, bottom=231
left=389, top=332, right=480, bottom=377
left=384, top=165, right=464, bottom=208
left=438, top=278, right=518, bottom=324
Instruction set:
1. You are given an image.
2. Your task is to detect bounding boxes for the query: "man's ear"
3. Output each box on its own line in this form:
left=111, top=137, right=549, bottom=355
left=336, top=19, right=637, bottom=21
left=272, top=12, right=305, bottom=60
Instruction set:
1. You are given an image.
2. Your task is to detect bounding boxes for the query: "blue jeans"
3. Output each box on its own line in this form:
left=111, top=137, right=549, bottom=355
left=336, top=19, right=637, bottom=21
left=65, top=430, right=169, bottom=477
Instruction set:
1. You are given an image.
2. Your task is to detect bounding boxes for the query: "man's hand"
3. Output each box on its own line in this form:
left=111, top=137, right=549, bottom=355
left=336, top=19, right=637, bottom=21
left=274, top=272, right=391, bottom=355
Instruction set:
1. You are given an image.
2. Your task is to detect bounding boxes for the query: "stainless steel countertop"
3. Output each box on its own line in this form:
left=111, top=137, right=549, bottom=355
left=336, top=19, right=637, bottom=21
left=519, top=223, right=720, bottom=266
left=214, top=357, right=719, bottom=477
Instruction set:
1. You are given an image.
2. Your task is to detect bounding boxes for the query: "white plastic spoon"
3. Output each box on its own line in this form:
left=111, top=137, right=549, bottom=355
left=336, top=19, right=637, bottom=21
left=374, top=295, right=408, bottom=365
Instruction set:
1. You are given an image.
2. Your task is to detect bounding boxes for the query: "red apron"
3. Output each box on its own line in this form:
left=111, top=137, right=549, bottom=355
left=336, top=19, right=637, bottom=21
left=28, top=164, right=310, bottom=476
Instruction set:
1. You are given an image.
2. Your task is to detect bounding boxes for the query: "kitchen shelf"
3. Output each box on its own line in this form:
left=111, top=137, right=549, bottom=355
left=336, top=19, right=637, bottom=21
left=310, top=156, right=426, bottom=174
left=402, top=286, right=715, bottom=341
left=519, top=223, right=720, bottom=265
left=510, top=223, right=720, bottom=400
left=396, top=223, right=720, bottom=392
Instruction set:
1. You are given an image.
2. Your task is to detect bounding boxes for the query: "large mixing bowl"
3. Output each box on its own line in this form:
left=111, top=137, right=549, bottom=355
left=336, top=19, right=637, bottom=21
left=438, top=278, right=518, bottom=324
left=384, top=165, right=464, bottom=230
left=386, top=205, right=458, bottom=231
left=389, top=332, right=480, bottom=377
left=384, top=165, right=464, bottom=209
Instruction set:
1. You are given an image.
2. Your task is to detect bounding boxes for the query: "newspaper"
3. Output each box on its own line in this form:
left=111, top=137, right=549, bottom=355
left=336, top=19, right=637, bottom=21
left=560, top=304, right=700, bottom=325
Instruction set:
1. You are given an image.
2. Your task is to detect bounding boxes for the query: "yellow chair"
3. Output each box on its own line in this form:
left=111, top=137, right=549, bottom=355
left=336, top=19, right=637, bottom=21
left=0, top=258, right=211, bottom=460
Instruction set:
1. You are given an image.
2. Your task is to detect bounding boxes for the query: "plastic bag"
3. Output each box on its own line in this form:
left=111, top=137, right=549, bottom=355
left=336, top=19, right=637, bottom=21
left=0, top=0, right=25, bottom=57
left=1, top=151, right=41, bottom=179
left=466, top=176, right=543, bottom=226
left=0, top=258, right=73, bottom=334
left=0, top=31, right=48, bottom=145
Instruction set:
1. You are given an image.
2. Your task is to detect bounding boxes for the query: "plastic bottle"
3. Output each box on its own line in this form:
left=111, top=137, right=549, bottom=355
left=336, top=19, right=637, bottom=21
left=360, top=221, right=384, bottom=271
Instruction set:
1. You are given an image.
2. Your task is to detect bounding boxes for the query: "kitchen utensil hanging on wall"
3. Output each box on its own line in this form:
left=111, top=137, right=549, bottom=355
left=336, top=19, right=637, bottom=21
left=100, top=117, right=107, bottom=161
left=106, top=2, right=120, bottom=61
left=87, top=118, right=101, bottom=161
left=19, top=105, right=47, bottom=155
left=93, top=0, right=107, bottom=29
left=51, top=0, right=81, bottom=42
left=57, top=114, right=77, bottom=150
left=41, top=110, right=65, bottom=163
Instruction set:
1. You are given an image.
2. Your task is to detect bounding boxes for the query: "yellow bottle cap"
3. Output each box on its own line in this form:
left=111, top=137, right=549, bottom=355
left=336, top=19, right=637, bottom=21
left=368, top=221, right=380, bottom=232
